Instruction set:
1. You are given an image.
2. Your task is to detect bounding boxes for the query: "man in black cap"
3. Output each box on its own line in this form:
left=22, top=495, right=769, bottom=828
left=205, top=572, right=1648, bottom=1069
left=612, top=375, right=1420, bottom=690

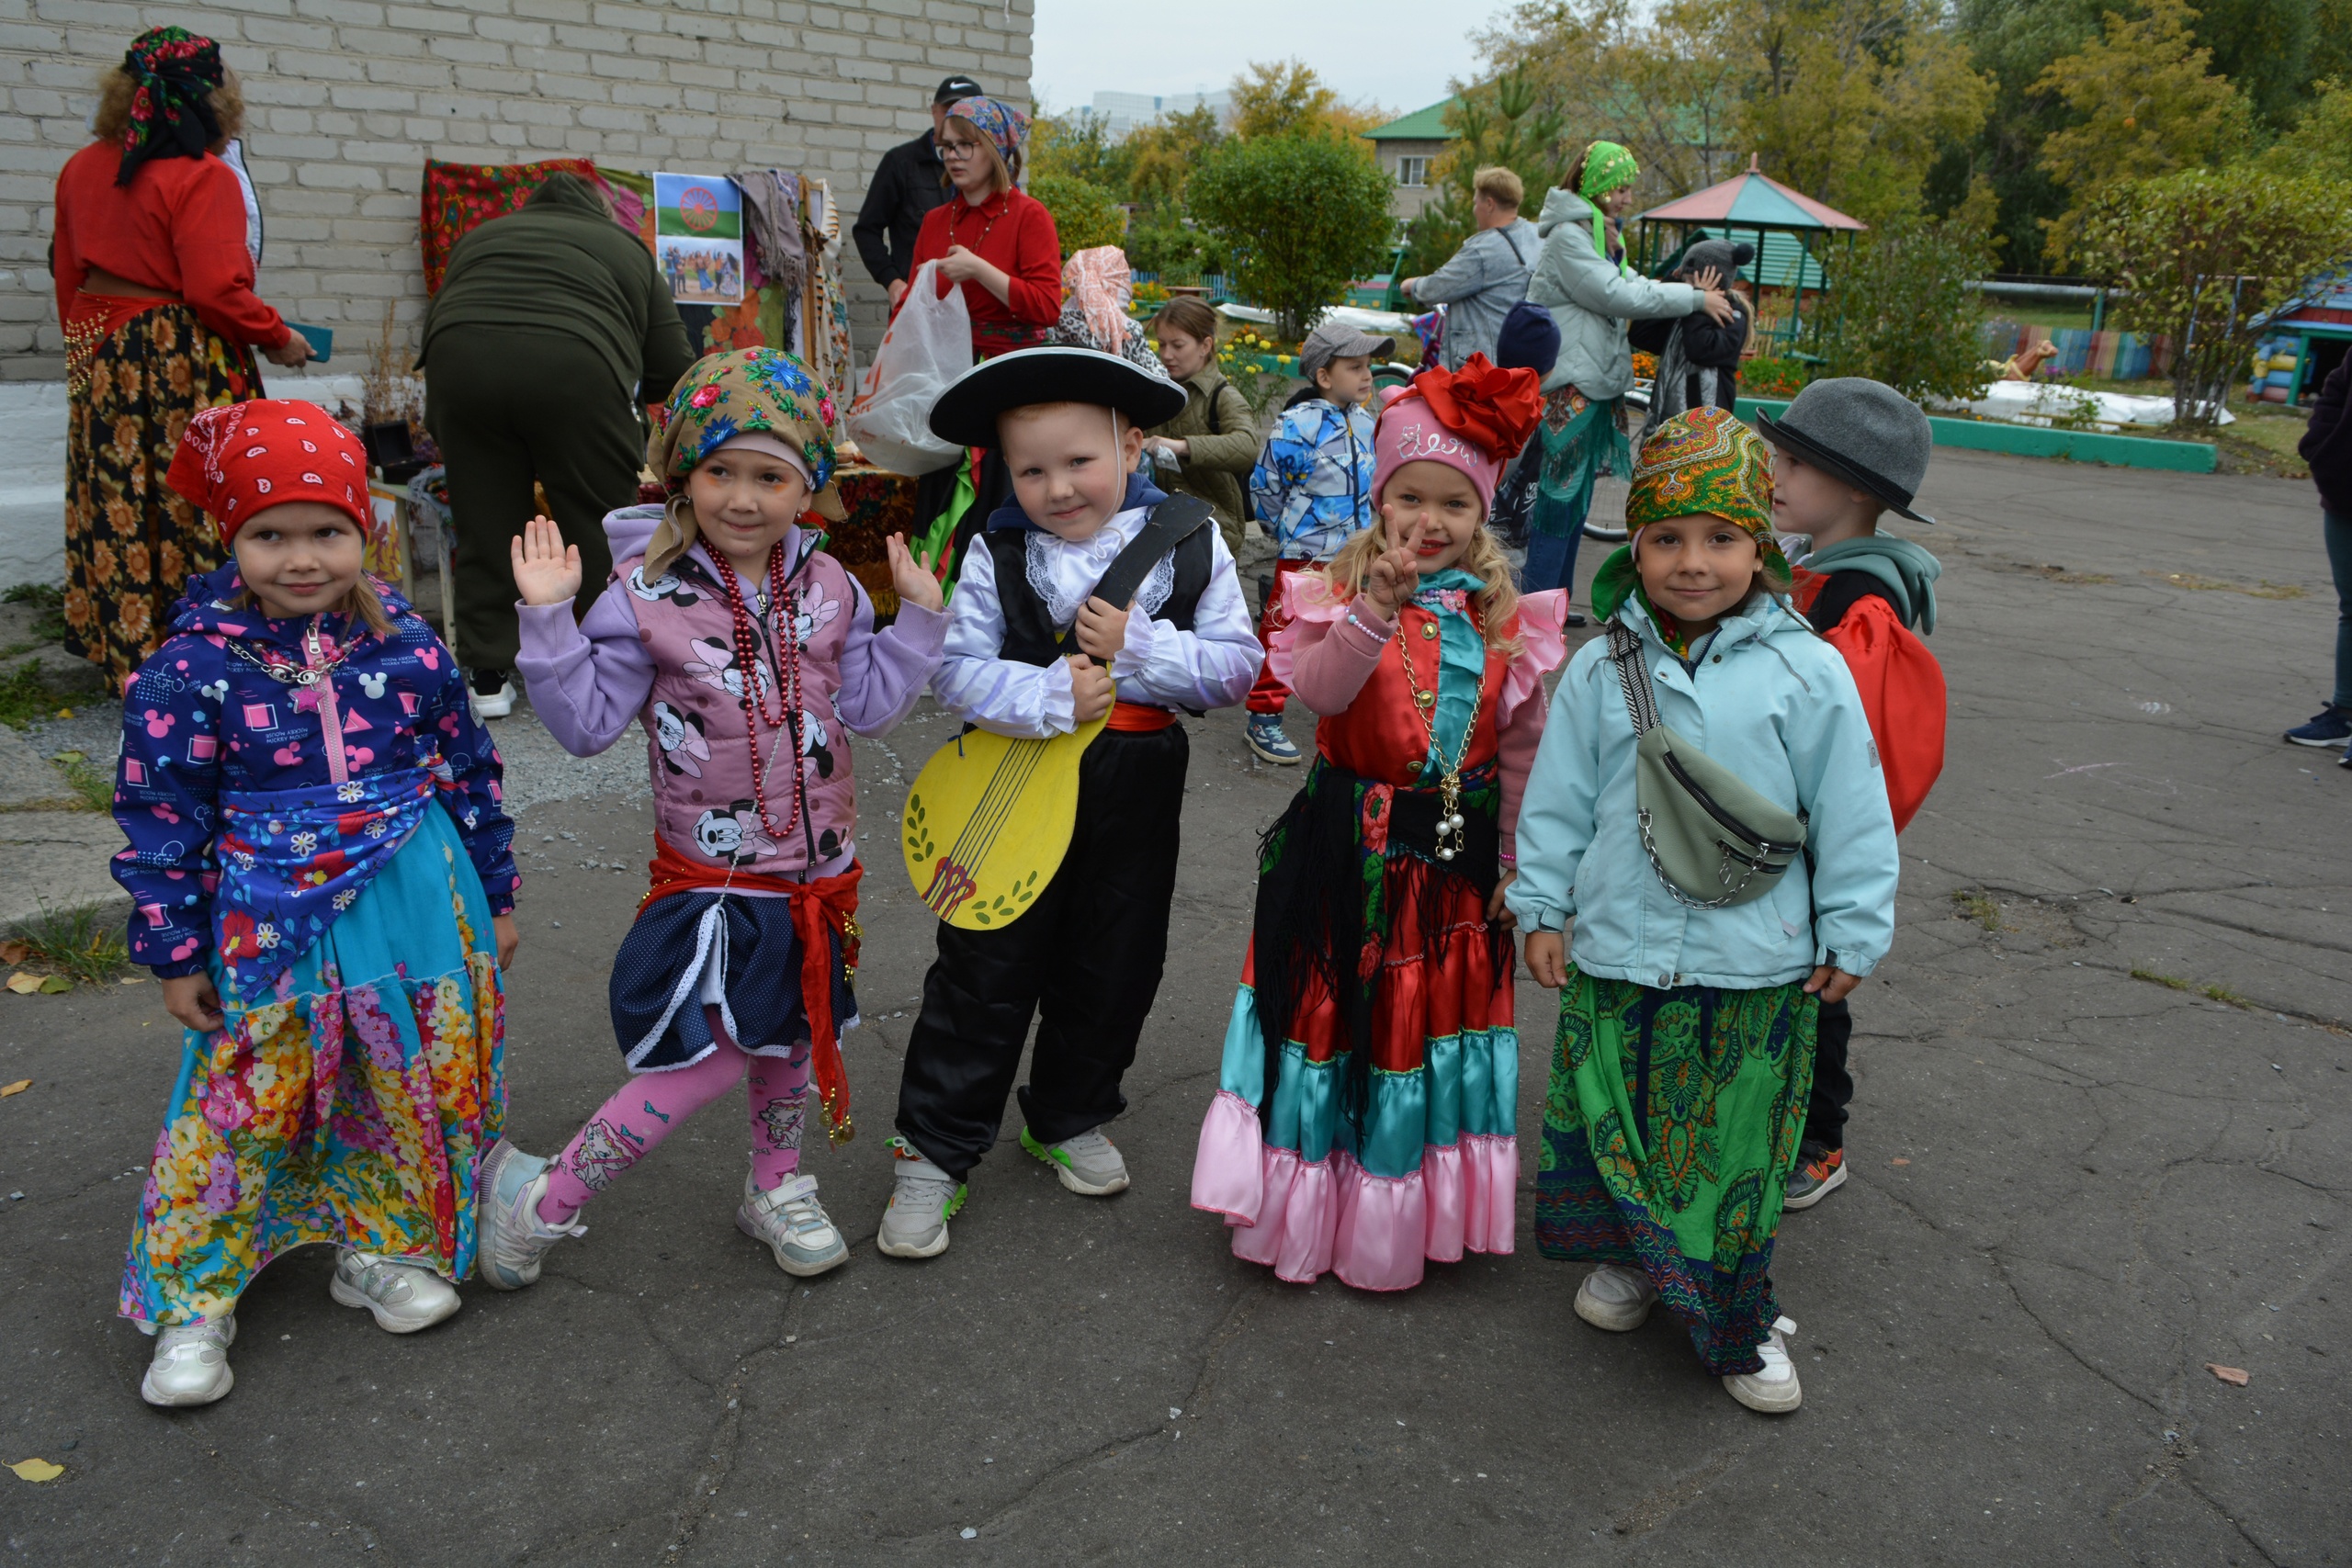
left=854, top=74, right=984, bottom=307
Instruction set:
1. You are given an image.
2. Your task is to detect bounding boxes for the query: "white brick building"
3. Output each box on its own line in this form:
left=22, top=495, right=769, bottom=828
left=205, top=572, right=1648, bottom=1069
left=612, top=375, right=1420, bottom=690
left=0, top=0, right=1036, bottom=381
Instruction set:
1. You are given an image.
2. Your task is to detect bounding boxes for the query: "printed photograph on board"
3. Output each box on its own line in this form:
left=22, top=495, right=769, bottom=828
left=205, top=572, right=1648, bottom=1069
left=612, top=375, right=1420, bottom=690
left=653, top=172, right=744, bottom=305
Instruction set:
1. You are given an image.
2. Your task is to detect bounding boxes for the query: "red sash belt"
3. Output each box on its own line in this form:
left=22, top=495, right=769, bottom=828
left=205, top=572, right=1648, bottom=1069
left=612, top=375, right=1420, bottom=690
left=641, top=837, right=865, bottom=1144
left=1103, top=700, right=1176, bottom=733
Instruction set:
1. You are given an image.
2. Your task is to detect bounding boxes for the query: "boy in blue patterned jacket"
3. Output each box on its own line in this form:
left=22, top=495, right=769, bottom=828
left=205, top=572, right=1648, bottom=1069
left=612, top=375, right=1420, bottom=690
left=1241, top=321, right=1390, bottom=763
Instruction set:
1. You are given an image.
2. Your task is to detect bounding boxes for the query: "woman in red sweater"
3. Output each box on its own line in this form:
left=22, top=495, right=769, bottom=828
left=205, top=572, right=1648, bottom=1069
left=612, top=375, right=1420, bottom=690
left=51, top=28, right=314, bottom=683
left=899, top=96, right=1062, bottom=581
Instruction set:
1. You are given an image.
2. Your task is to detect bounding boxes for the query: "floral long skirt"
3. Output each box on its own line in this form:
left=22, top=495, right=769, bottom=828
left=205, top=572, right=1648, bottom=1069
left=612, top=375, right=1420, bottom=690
left=1533, top=969, right=1815, bottom=1375
left=119, top=809, right=504, bottom=1327
left=64, top=302, right=258, bottom=686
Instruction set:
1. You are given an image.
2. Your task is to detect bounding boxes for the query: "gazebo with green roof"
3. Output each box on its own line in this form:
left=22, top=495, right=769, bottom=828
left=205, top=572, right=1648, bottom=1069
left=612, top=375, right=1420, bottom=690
left=1634, top=155, right=1867, bottom=348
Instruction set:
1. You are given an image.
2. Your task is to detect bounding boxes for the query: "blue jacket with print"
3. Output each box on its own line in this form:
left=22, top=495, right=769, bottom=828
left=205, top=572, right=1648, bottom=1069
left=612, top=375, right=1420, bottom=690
left=1248, top=396, right=1376, bottom=561
left=111, top=566, right=518, bottom=977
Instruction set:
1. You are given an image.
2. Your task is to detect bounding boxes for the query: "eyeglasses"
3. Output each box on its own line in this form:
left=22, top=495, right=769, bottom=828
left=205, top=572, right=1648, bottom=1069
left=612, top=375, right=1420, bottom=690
left=941, top=141, right=984, bottom=160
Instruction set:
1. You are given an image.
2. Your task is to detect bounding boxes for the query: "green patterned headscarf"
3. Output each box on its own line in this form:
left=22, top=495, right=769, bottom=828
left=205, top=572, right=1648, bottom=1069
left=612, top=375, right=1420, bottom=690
left=646, top=347, right=844, bottom=576
left=1594, top=406, right=1790, bottom=649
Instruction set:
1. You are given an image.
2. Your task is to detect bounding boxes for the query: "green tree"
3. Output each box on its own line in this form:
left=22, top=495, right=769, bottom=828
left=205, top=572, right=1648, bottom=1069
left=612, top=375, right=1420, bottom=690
left=1811, top=208, right=1998, bottom=400
left=2035, top=0, right=2255, bottom=220
left=2260, top=74, right=2352, bottom=171
left=1189, top=133, right=1396, bottom=335
left=1743, top=0, right=1995, bottom=225
left=1227, top=60, right=1386, bottom=148
left=1400, top=66, right=1567, bottom=278
left=2184, top=0, right=2316, bottom=130
left=1029, top=111, right=1133, bottom=192
left=1030, top=175, right=1128, bottom=261
left=1946, top=0, right=2109, bottom=272
left=1125, top=102, right=1226, bottom=218
left=2070, top=165, right=2352, bottom=425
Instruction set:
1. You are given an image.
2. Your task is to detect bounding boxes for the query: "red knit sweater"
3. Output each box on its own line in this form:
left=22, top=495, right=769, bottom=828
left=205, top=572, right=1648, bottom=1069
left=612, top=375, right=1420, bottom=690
left=51, top=141, right=289, bottom=350
left=903, top=187, right=1062, bottom=357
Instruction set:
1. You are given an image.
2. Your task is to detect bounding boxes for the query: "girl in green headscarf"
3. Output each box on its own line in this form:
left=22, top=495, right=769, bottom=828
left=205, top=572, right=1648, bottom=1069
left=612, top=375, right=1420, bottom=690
left=1517, top=141, right=1736, bottom=621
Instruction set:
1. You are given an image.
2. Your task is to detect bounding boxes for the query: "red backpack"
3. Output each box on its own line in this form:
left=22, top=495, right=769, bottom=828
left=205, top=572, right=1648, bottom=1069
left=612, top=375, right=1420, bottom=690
left=1791, top=570, right=1946, bottom=832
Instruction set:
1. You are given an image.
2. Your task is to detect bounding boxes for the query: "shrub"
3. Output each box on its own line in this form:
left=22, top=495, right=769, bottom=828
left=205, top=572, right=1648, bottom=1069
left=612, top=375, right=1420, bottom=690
left=1740, top=355, right=1812, bottom=399
left=1188, top=134, right=1396, bottom=339
left=1030, top=175, right=1127, bottom=261
left=1809, top=214, right=1996, bottom=403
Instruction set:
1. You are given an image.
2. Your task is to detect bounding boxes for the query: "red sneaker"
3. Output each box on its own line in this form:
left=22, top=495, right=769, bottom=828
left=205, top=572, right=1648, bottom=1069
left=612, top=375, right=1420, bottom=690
left=1782, top=1142, right=1847, bottom=1211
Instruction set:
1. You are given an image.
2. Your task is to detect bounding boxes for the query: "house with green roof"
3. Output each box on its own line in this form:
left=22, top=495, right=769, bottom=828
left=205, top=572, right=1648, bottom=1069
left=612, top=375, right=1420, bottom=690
left=1363, top=97, right=1459, bottom=221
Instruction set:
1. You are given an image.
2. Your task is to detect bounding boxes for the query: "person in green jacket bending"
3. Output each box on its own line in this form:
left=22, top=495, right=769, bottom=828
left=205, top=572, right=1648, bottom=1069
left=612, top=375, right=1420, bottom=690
left=422, top=172, right=695, bottom=718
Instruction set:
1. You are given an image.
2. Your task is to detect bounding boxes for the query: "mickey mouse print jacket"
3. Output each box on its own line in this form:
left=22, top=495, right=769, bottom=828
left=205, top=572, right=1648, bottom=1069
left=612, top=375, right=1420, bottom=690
left=512, top=504, right=946, bottom=877
left=111, top=567, right=518, bottom=985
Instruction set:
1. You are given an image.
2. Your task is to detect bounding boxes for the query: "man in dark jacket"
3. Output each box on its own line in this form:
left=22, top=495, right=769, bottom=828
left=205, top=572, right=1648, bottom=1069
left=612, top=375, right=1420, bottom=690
left=854, top=75, right=981, bottom=307
left=2289, top=353, right=2352, bottom=760
left=421, top=172, right=694, bottom=717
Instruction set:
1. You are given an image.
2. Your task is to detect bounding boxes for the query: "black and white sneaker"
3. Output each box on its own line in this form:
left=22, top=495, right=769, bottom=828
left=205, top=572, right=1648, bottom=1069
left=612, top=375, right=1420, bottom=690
left=468, top=668, right=516, bottom=721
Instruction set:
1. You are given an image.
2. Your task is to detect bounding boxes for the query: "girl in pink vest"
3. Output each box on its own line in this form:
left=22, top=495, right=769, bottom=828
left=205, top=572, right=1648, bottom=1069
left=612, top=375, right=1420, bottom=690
left=480, top=348, right=946, bottom=1284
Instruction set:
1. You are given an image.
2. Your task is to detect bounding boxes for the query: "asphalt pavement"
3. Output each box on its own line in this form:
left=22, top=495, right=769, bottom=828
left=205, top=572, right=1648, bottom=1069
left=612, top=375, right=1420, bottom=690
left=2, top=448, right=2346, bottom=1566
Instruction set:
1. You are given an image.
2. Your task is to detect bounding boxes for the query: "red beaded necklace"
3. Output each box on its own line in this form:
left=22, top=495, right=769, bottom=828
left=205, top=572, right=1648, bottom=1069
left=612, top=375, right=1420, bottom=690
left=945, top=189, right=1003, bottom=252
left=706, top=541, right=804, bottom=841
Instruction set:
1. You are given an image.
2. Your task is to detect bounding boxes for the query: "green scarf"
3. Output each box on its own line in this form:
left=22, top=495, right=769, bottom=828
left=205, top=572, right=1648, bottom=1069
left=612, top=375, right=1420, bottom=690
left=1578, top=141, right=1639, bottom=278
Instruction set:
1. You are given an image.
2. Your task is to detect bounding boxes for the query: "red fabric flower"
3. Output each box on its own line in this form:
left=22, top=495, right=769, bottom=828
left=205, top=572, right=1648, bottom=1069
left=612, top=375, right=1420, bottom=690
left=1408, top=354, right=1544, bottom=461
left=164, top=400, right=370, bottom=544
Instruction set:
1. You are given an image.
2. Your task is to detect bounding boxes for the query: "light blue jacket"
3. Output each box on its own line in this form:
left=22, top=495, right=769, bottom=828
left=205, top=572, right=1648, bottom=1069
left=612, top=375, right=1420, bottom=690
left=1506, top=594, right=1900, bottom=988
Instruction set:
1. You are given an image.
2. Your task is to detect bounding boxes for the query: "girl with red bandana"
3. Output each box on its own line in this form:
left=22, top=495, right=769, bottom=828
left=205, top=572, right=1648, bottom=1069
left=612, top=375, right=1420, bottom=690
left=113, top=400, right=519, bottom=1407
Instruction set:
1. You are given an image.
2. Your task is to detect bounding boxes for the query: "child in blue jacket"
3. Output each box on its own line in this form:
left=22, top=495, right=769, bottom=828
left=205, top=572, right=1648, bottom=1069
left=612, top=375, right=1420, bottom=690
left=1508, top=408, right=1898, bottom=1416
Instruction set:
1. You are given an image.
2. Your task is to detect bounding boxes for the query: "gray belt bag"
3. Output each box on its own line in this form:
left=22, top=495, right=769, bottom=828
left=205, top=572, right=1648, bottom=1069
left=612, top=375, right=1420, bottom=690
left=1604, top=621, right=1807, bottom=908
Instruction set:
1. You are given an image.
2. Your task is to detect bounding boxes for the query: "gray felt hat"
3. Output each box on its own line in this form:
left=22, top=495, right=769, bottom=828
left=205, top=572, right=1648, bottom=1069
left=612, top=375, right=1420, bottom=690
left=1755, top=378, right=1935, bottom=524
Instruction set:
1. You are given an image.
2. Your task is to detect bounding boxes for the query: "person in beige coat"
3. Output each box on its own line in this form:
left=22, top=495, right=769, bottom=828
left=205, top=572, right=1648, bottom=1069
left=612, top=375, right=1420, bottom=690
left=1140, top=298, right=1260, bottom=556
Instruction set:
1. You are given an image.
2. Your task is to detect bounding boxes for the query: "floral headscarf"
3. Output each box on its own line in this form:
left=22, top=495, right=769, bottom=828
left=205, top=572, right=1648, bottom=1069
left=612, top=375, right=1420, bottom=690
left=647, top=348, right=843, bottom=577
left=946, top=96, right=1031, bottom=188
left=1595, top=407, right=1789, bottom=651
left=115, top=27, right=227, bottom=187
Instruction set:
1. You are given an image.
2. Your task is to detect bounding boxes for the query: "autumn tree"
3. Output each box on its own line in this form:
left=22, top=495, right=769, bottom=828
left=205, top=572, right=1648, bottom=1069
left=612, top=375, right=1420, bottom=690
left=1229, top=60, right=1387, bottom=150
left=2035, top=0, right=2255, bottom=212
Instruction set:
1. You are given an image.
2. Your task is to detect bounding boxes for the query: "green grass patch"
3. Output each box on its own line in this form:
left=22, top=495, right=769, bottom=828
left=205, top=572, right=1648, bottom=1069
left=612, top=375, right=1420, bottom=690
left=2131, top=965, right=2256, bottom=1010
left=1952, top=889, right=2003, bottom=931
left=4, top=904, right=128, bottom=987
left=2, top=582, right=66, bottom=643
left=0, top=660, right=82, bottom=731
left=48, top=750, right=112, bottom=813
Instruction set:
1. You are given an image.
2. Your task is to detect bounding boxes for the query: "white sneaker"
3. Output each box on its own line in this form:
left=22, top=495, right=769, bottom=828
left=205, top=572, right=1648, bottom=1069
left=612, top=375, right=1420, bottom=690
left=331, top=1249, right=462, bottom=1332
left=468, top=671, right=516, bottom=721
left=1020, top=1124, right=1130, bottom=1197
left=737, top=1169, right=849, bottom=1278
left=474, top=1137, right=583, bottom=1291
left=876, top=1141, right=964, bottom=1259
left=1723, top=1314, right=1804, bottom=1413
left=141, top=1315, right=235, bottom=1408
left=1574, top=1263, right=1661, bottom=1331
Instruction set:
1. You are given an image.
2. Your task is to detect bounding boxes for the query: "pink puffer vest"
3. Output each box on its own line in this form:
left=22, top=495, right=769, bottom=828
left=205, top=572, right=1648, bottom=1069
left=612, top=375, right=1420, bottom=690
left=620, top=544, right=862, bottom=874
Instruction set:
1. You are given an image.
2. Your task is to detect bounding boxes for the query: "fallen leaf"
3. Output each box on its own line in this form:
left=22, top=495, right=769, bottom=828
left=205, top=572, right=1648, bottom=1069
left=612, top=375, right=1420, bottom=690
left=1890, top=1156, right=1912, bottom=1167
left=6, top=973, right=42, bottom=995
left=7, top=1458, right=63, bottom=1482
left=37, top=975, right=71, bottom=995
left=119, top=975, right=146, bottom=985
left=0, top=1079, right=28, bottom=1098
left=0, top=942, right=26, bottom=964
left=2206, top=1363, right=2250, bottom=1386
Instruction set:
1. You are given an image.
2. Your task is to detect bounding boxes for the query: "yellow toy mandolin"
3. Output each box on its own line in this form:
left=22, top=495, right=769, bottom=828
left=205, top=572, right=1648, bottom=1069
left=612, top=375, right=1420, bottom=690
left=900, top=495, right=1213, bottom=931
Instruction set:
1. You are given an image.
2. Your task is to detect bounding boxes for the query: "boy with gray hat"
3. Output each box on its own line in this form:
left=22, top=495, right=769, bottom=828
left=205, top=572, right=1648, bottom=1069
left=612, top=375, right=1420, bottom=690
left=1240, top=321, right=1393, bottom=763
left=1758, top=376, right=1948, bottom=1212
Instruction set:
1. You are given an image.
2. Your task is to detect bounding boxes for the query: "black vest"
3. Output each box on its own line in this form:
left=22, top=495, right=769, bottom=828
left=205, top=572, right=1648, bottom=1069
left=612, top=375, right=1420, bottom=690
left=983, top=521, right=1214, bottom=669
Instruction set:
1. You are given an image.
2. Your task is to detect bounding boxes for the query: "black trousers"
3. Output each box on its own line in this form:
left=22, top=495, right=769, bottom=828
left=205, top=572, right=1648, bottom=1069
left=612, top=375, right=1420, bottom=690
left=1804, top=997, right=1854, bottom=1149
left=423, top=328, right=643, bottom=671
left=894, top=724, right=1189, bottom=1179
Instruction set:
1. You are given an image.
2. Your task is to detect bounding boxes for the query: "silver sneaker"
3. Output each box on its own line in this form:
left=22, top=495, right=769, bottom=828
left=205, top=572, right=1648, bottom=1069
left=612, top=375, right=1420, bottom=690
left=1724, top=1314, right=1804, bottom=1414
left=876, top=1141, right=964, bottom=1259
left=737, top=1169, right=848, bottom=1278
left=1574, top=1263, right=1660, bottom=1332
left=331, top=1249, right=461, bottom=1333
left=141, top=1314, right=235, bottom=1408
left=1021, top=1124, right=1129, bottom=1196
left=475, top=1138, right=583, bottom=1291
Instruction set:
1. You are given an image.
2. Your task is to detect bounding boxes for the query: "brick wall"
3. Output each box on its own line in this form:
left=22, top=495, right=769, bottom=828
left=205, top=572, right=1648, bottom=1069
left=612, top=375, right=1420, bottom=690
left=0, top=0, right=1035, bottom=380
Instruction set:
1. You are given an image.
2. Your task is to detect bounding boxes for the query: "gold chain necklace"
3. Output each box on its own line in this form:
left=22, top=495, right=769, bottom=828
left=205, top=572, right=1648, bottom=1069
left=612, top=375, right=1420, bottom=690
left=1396, top=604, right=1487, bottom=863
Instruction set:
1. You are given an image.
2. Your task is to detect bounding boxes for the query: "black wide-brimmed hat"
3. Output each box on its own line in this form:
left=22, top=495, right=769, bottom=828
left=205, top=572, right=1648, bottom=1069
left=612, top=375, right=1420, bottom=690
left=1755, top=377, right=1936, bottom=524
left=928, top=346, right=1188, bottom=448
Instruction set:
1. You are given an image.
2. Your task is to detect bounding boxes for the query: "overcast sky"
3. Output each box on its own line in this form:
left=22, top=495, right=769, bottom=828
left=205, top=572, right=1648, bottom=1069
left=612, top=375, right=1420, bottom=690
left=1028, top=0, right=1494, bottom=122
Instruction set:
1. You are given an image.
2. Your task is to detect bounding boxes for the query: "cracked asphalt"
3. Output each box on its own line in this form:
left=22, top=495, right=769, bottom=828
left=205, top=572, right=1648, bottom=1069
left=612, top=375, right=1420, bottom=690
left=4, top=448, right=2347, bottom=1566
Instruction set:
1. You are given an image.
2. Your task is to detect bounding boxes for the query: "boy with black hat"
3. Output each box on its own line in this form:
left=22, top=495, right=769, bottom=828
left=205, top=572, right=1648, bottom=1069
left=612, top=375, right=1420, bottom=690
left=879, top=347, right=1263, bottom=1258
left=1757, top=377, right=1948, bottom=1211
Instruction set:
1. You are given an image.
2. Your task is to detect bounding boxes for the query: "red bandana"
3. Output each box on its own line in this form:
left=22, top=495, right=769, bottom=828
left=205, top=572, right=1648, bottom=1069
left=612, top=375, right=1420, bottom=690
left=165, top=400, right=370, bottom=544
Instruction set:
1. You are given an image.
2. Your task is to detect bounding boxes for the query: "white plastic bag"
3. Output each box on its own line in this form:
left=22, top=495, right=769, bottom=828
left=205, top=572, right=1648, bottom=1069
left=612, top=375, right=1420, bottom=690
left=847, top=260, right=971, bottom=475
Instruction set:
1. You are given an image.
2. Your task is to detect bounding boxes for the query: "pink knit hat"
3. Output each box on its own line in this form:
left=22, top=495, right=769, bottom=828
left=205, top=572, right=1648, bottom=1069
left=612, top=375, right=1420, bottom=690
left=1369, top=355, right=1544, bottom=520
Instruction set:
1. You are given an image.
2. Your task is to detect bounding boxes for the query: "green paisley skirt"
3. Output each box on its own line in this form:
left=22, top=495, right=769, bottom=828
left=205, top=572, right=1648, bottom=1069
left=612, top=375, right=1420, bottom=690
left=1534, top=967, right=1815, bottom=1375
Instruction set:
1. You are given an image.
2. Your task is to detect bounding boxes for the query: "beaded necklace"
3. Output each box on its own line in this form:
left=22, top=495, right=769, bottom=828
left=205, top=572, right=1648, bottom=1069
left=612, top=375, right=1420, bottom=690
left=945, top=189, right=1003, bottom=253
left=1396, top=602, right=1488, bottom=863
left=706, top=541, right=805, bottom=842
